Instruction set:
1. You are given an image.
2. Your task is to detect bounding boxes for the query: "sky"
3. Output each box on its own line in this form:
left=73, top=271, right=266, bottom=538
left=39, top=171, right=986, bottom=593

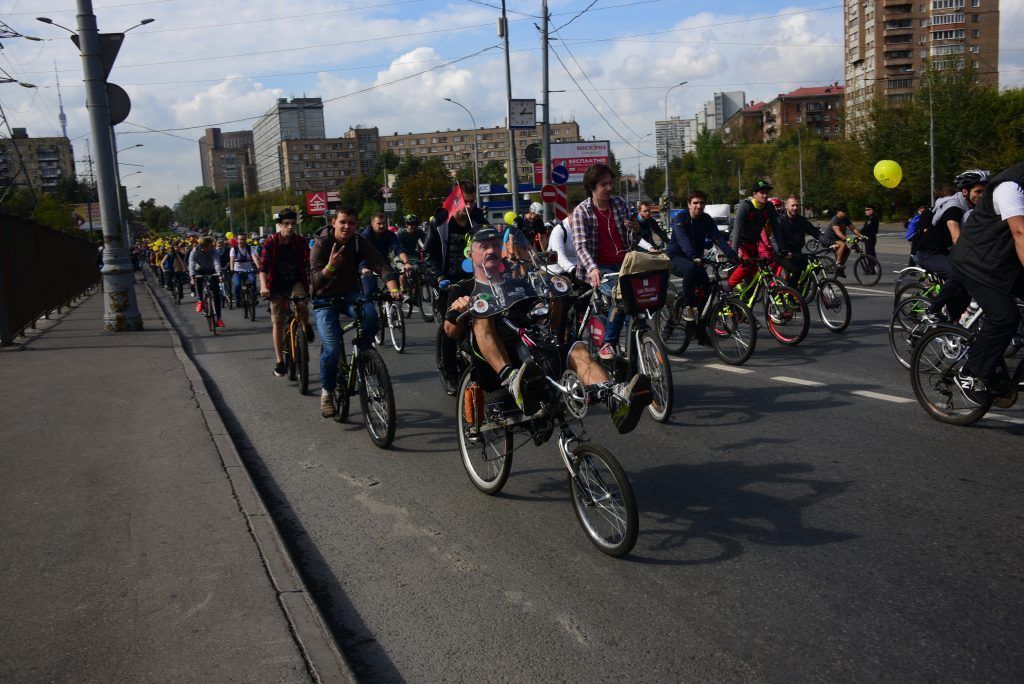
left=1, top=0, right=1021, bottom=208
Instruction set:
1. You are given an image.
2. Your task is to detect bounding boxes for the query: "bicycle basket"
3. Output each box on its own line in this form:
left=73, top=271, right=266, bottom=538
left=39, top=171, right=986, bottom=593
left=617, top=270, right=669, bottom=315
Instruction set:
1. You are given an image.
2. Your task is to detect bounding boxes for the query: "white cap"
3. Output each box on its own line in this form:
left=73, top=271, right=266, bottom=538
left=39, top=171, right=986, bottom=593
left=529, top=202, right=543, bottom=214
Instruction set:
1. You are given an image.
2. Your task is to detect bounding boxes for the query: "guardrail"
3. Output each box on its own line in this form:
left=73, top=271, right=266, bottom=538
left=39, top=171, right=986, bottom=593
left=0, top=212, right=101, bottom=345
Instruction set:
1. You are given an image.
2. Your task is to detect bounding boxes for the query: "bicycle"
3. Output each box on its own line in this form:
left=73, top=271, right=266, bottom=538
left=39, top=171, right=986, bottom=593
left=400, top=260, right=434, bottom=322
left=790, top=249, right=851, bottom=332
left=570, top=269, right=674, bottom=423
left=842, top=235, right=881, bottom=286
left=171, top=271, right=185, bottom=305
left=733, top=258, right=810, bottom=345
left=323, top=291, right=397, bottom=448
left=220, top=277, right=234, bottom=310
left=238, top=276, right=257, bottom=322
left=374, top=283, right=406, bottom=353
left=281, top=294, right=310, bottom=395
left=655, top=260, right=758, bottom=365
left=193, top=275, right=221, bottom=336
left=894, top=267, right=941, bottom=305
left=454, top=281, right=638, bottom=557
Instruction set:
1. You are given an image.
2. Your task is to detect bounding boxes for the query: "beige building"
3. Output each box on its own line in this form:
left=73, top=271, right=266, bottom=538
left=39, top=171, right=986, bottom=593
left=378, top=120, right=581, bottom=181
left=0, top=128, right=74, bottom=195
left=280, top=127, right=380, bottom=193
left=199, top=128, right=257, bottom=195
left=845, top=0, right=1000, bottom=130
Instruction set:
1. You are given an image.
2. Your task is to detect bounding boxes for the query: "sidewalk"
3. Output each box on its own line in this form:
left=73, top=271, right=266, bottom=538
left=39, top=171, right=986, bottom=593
left=0, top=286, right=347, bottom=682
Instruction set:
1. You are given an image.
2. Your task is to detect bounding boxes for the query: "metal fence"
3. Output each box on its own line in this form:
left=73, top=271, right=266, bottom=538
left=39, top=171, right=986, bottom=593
left=0, top=212, right=100, bottom=345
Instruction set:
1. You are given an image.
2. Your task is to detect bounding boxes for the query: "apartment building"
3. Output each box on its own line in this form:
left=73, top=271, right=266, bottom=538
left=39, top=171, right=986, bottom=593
left=655, top=116, right=693, bottom=167
left=762, top=85, right=845, bottom=142
left=280, top=127, right=379, bottom=193
left=198, top=128, right=257, bottom=195
left=844, top=0, right=1000, bottom=129
left=0, top=128, right=74, bottom=195
left=252, top=97, right=326, bottom=191
left=378, top=120, right=581, bottom=181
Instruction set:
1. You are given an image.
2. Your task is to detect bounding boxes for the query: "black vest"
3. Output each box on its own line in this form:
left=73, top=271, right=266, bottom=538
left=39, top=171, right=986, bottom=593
left=951, top=162, right=1024, bottom=294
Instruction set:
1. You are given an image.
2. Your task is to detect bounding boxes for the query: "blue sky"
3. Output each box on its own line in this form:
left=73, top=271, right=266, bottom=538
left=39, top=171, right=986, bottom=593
left=0, top=0, right=1020, bottom=207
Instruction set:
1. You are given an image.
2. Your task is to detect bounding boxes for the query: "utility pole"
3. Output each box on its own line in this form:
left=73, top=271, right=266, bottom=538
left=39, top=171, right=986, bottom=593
left=85, top=139, right=96, bottom=239
left=797, top=127, right=805, bottom=212
left=500, top=0, right=520, bottom=213
left=76, top=0, right=142, bottom=331
left=927, top=69, right=935, bottom=202
left=540, top=0, right=551, bottom=222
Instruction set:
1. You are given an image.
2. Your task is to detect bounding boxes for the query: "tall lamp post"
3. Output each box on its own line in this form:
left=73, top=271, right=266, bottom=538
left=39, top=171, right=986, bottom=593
left=662, top=81, right=687, bottom=207
left=444, top=97, right=479, bottom=199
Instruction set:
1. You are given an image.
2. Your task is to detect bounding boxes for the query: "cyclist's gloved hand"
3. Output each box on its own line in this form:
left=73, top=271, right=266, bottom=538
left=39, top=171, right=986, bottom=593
left=438, top=278, right=451, bottom=291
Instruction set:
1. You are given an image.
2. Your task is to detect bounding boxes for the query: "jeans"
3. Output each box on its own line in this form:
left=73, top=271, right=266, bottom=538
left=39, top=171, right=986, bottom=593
left=598, top=265, right=625, bottom=345
left=961, top=272, right=1024, bottom=383
left=232, top=271, right=256, bottom=302
left=915, top=250, right=970, bottom=321
left=670, top=256, right=709, bottom=306
left=313, top=293, right=378, bottom=393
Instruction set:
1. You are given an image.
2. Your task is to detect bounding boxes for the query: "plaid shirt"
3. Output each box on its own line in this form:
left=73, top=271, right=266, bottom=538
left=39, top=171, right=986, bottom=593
left=568, top=195, right=634, bottom=279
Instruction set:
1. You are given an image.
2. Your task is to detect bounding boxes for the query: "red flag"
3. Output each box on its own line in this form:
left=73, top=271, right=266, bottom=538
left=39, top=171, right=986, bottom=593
left=441, top=183, right=465, bottom=219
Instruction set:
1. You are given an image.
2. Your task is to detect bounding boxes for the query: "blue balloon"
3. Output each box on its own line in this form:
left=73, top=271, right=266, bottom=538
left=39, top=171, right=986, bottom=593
left=462, top=257, right=473, bottom=273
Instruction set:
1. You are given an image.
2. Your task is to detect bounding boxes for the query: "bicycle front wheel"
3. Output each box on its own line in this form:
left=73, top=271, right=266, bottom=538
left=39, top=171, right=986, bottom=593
left=910, top=326, right=990, bottom=425
left=419, top=281, right=435, bottom=322
left=854, top=254, right=882, bottom=286
left=333, top=353, right=351, bottom=423
left=285, top=329, right=297, bottom=381
left=888, top=297, right=931, bottom=369
left=654, top=285, right=690, bottom=355
left=709, top=297, right=757, bottom=365
left=457, top=372, right=513, bottom=494
left=296, top=325, right=309, bottom=395
left=358, top=348, right=397, bottom=448
left=816, top=278, right=851, bottom=332
left=764, top=284, right=809, bottom=345
left=637, top=330, right=673, bottom=423
left=387, top=301, right=406, bottom=353
left=569, top=442, right=638, bottom=558
left=373, top=304, right=385, bottom=346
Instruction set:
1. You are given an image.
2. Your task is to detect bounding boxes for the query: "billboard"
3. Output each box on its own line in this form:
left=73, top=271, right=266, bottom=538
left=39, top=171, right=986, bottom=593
left=533, top=140, right=610, bottom=184
left=71, top=203, right=102, bottom=232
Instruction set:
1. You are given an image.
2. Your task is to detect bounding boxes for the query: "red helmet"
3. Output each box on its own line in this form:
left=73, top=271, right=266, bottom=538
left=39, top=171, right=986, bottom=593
left=769, top=197, right=784, bottom=211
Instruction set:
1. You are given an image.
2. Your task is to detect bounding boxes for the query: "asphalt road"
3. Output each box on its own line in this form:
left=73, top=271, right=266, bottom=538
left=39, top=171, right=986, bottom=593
left=152, top=234, right=1022, bottom=681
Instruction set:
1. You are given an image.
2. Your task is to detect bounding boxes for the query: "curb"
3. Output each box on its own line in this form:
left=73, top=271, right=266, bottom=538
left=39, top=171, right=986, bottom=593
left=142, top=281, right=355, bottom=684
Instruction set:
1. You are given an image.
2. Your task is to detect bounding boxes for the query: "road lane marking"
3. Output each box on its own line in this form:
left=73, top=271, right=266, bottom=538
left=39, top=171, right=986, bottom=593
left=987, top=413, right=1024, bottom=426
left=669, top=357, right=689, bottom=363
left=872, top=323, right=891, bottom=329
left=845, top=286, right=892, bottom=297
left=705, top=363, right=755, bottom=374
left=772, top=376, right=825, bottom=387
left=850, top=390, right=914, bottom=404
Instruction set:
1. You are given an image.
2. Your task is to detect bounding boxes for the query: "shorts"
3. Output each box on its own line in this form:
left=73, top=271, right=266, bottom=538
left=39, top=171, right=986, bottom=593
left=269, top=281, right=308, bottom=323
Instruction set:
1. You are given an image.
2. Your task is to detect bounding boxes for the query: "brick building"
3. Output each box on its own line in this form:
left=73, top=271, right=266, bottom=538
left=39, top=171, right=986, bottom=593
left=199, top=128, right=257, bottom=195
left=280, top=127, right=380, bottom=193
left=0, top=128, right=74, bottom=195
left=762, top=85, right=845, bottom=142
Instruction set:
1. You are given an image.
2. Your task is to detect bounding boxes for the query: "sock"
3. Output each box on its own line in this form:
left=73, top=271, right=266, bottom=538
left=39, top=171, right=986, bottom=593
left=498, top=364, right=515, bottom=384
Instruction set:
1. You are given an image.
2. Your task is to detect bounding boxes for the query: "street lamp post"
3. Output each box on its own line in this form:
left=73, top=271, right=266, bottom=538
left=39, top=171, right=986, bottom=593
left=444, top=97, right=479, bottom=199
left=662, top=81, right=687, bottom=208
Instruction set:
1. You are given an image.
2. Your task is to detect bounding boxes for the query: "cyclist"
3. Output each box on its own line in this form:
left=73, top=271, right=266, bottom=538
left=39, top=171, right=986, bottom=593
left=776, top=196, right=819, bottom=288
left=636, top=200, right=668, bottom=252
left=817, top=205, right=862, bottom=277
left=397, top=215, right=426, bottom=296
left=188, top=236, right=224, bottom=328
left=310, top=206, right=401, bottom=418
left=949, top=162, right=1024, bottom=401
left=361, top=212, right=412, bottom=294
left=163, top=244, right=188, bottom=297
left=917, top=170, right=990, bottom=325
left=514, top=202, right=546, bottom=250
left=229, top=233, right=257, bottom=306
left=727, top=178, right=779, bottom=291
left=260, top=210, right=312, bottom=377
left=568, top=162, right=640, bottom=360
left=668, top=190, right=737, bottom=321
left=443, top=228, right=653, bottom=433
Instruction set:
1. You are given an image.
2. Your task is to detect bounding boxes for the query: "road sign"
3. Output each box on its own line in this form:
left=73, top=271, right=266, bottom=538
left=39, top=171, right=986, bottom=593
left=554, top=185, right=569, bottom=220
left=106, top=83, right=131, bottom=126
left=551, top=165, right=569, bottom=185
left=305, top=192, right=327, bottom=216
left=541, top=184, right=558, bottom=203
left=380, top=185, right=393, bottom=198
left=524, top=143, right=541, bottom=163
left=383, top=202, right=397, bottom=212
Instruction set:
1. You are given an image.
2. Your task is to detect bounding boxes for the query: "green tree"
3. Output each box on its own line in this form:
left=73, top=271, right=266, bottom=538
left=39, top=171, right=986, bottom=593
left=479, top=159, right=507, bottom=186
left=395, top=157, right=452, bottom=221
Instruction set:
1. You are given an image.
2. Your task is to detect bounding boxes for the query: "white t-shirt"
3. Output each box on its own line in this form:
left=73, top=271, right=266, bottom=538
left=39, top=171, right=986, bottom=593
left=993, top=181, right=1024, bottom=221
left=230, top=245, right=255, bottom=272
left=548, top=220, right=577, bottom=275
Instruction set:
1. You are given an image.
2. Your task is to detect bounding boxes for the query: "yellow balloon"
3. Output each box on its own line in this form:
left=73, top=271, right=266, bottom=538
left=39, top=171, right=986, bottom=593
left=874, top=160, right=902, bottom=189
left=225, top=231, right=234, bottom=239
left=504, top=211, right=518, bottom=226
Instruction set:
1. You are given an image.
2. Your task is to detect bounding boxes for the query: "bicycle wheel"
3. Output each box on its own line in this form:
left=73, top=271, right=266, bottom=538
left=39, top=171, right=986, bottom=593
left=387, top=301, right=406, bottom=353
left=654, top=286, right=690, bottom=355
left=764, top=284, right=809, bottom=345
left=805, top=237, right=821, bottom=252
left=333, top=353, right=352, bottom=423
left=895, top=282, right=929, bottom=304
left=568, top=442, right=638, bottom=558
left=419, top=281, right=435, bottom=322
left=358, top=348, right=396, bottom=448
left=374, top=304, right=385, bottom=345
left=175, top=279, right=183, bottom=305
left=457, top=372, right=513, bottom=494
left=249, top=291, right=257, bottom=321
left=910, top=326, right=991, bottom=425
left=854, top=255, right=882, bottom=286
left=296, top=324, right=310, bottom=395
left=888, top=297, right=931, bottom=369
left=637, top=330, right=673, bottom=423
left=816, top=278, right=851, bottom=332
left=206, top=304, right=216, bottom=334
left=708, top=297, right=757, bottom=365
left=799, top=272, right=819, bottom=305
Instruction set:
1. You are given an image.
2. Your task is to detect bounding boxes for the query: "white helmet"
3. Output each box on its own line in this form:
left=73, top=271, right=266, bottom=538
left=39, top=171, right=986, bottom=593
left=529, top=202, right=543, bottom=215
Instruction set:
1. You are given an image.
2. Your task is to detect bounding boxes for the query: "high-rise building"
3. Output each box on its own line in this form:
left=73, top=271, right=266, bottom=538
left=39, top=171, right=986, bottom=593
left=378, top=120, right=580, bottom=182
left=844, top=0, right=1000, bottom=130
left=252, top=97, right=326, bottom=191
left=654, top=116, right=693, bottom=167
left=0, top=128, right=74, bottom=195
left=198, top=128, right=256, bottom=195
left=280, top=127, right=380, bottom=193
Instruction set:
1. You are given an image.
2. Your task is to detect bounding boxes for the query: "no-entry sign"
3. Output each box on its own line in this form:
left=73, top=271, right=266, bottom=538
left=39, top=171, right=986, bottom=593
left=541, top=184, right=558, bottom=203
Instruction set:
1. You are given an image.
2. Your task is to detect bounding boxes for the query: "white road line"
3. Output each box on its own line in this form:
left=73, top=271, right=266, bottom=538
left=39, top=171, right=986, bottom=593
left=705, top=363, right=755, bottom=374
left=987, top=413, right=1024, bottom=426
left=772, top=376, right=826, bottom=387
left=845, top=286, right=892, bottom=297
left=669, top=356, right=689, bottom=363
left=872, top=323, right=891, bottom=329
left=850, top=390, right=915, bottom=404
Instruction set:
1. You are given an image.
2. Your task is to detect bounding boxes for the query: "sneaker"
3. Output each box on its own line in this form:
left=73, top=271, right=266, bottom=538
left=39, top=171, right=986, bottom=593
left=955, top=369, right=989, bottom=405
left=506, top=361, right=544, bottom=415
left=273, top=362, right=287, bottom=377
left=681, top=306, right=697, bottom=322
left=609, top=374, right=654, bottom=434
left=195, top=301, right=203, bottom=313
left=835, top=267, right=847, bottom=279
left=304, top=325, right=315, bottom=343
left=919, top=312, right=941, bottom=326
left=216, top=319, right=225, bottom=328
left=320, top=393, right=336, bottom=418
left=597, top=343, right=616, bottom=361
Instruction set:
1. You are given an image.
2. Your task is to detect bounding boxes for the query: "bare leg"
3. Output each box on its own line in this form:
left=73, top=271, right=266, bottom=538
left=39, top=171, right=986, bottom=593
left=473, top=317, right=511, bottom=374
left=272, top=320, right=285, bottom=363
left=567, top=342, right=609, bottom=385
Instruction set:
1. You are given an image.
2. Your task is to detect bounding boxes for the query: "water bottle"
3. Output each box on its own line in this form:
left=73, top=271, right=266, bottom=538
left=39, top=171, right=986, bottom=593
left=959, top=300, right=981, bottom=326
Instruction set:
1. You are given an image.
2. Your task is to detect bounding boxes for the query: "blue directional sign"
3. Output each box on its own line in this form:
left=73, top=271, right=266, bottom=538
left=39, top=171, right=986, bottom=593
left=551, top=165, right=569, bottom=184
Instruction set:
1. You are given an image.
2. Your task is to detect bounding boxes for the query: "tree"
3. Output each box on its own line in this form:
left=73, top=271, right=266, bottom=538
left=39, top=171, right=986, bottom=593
left=641, top=165, right=664, bottom=201
left=395, top=157, right=452, bottom=221
left=479, top=159, right=507, bottom=186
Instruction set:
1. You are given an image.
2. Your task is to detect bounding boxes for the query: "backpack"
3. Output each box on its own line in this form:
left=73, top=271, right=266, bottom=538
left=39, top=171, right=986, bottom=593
left=904, top=209, right=932, bottom=242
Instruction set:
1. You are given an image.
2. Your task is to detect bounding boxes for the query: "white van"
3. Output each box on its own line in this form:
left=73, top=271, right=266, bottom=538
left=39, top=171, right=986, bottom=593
left=705, top=204, right=732, bottom=237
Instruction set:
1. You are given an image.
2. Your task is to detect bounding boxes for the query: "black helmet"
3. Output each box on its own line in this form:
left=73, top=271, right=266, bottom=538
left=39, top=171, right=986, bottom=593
left=954, top=169, right=990, bottom=190
left=276, top=209, right=297, bottom=222
left=404, top=214, right=419, bottom=225
left=752, top=179, right=773, bottom=192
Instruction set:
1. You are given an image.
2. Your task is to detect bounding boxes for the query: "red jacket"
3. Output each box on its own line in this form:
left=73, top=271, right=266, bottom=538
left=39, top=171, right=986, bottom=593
left=260, top=232, right=309, bottom=293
